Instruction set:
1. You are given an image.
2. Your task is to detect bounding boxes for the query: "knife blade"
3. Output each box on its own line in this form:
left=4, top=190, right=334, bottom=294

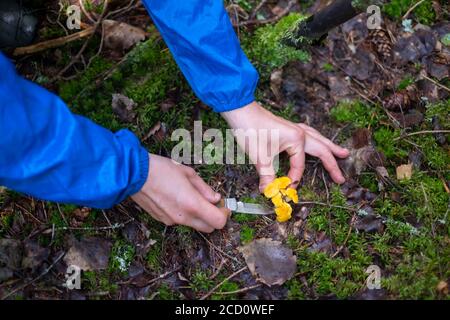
left=219, top=198, right=273, bottom=215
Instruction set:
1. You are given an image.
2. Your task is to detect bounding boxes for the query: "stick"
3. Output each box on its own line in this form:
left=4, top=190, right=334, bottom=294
left=1, top=252, right=65, bottom=300
left=212, top=284, right=262, bottom=296
left=199, top=266, right=247, bottom=300
left=402, top=0, right=426, bottom=20
left=393, top=130, right=450, bottom=141
left=13, top=27, right=95, bottom=56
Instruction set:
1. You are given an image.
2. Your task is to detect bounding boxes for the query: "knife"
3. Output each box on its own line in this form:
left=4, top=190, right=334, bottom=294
left=218, top=198, right=273, bottom=215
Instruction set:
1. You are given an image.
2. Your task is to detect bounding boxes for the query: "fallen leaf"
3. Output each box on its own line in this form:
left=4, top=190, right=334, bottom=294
left=239, top=238, right=296, bottom=286
left=354, top=207, right=384, bottom=234
left=396, top=164, right=413, bottom=180
left=102, top=20, right=147, bottom=52
left=21, top=240, right=50, bottom=271
left=0, top=239, right=22, bottom=270
left=0, top=267, right=14, bottom=283
left=111, top=93, right=137, bottom=122
left=64, top=237, right=112, bottom=271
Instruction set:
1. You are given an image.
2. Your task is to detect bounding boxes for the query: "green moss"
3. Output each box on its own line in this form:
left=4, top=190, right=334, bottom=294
left=383, top=0, right=436, bottom=25
left=211, top=279, right=240, bottom=300
left=83, top=270, right=118, bottom=295
left=330, top=100, right=379, bottom=128
left=322, top=62, right=335, bottom=72
left=156, top=283, right=176, bottom=300
left=373, top=127, right=406, bottom=159
left=240, top=225, right=255, bottom=244
left=287, top=279, right=306, bottom=300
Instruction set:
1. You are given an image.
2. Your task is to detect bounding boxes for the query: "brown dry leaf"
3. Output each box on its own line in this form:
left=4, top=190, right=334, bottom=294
left=102, top=20, right=147, bottom=52
left=111, top=93, right=137, bottom=122
left=396, top=164, right=413, bottom=180
left=238, top=238, right=296, bottom=286
left=64, top=237, right=112, bottom=271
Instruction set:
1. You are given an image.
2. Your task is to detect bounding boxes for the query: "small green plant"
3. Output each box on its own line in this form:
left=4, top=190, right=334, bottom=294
left=322, top=62, right=334, bottom=72
left=109, top=240, right=135, bottom=274
left=245, top=13, right=310, bottom=77
left=156, top=283, right=176, bottom=300
left=397, top=75, right=414, bottom=90
left=190, top=270, right=213, bottom=293
left=240, top=225, right=255, bottom=244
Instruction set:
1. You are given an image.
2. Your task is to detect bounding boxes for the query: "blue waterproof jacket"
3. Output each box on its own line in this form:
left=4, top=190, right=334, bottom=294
left=0, top=0, right=259, bottom=208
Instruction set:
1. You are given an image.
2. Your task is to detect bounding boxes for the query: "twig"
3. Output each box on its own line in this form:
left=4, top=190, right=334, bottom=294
left=237, top=0, right=296, bottom=27
left=42, top=218, right=134, bottom=233
left=1, top=252, right=65, bottom=300
left=402, top=0, right=426, bottom=20
left=13, top=27, right=95, bottom=56
left=250, top=0, right=268, bottom=20
left=51, top=0, right=109, bottom=82
left=200, top=266, right=247, bottom=300
left=393, top=130, right=450, bottom=141
left=212, top=284, right=262, bottom=296
left=331, top=213, right=356, bottom=258
left=197, top=232, right=242, bottom=264
left=209, top=259, right=227, bottom=280
left=421, top=75, right=450, bottom=93
left=298, top=201, right=358, bottom=212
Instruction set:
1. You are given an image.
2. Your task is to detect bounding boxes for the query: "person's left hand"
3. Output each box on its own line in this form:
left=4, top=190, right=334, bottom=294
left=221, top=101, right=350, bottom=191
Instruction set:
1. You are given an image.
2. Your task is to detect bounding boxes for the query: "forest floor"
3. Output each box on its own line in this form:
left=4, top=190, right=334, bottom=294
left=0, top=0, right=449, bottom=300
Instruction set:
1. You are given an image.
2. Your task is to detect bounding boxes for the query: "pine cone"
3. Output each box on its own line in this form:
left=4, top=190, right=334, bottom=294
left=383, top=85, right=418, bottom=111
left=369, top=29, right=392, bottom=60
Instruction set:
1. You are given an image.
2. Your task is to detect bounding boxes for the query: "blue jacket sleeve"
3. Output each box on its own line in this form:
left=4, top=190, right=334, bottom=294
left=141, top=0, right=259, bottom=113
left=0, top=53, right=149, bottom=209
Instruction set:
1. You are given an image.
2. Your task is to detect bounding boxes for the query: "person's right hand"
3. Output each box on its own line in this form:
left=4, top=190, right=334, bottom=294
left=131, top=154, right=229, bottom=233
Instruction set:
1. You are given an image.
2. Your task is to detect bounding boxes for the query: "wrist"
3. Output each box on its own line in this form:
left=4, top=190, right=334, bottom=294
left=221, top=101, right=259, bottom=127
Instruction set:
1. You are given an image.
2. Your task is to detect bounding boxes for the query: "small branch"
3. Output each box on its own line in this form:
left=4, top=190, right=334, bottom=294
left=298, top=201, right=358, bottom=212
left=13, top=27, right=95, bottom=56
left=393, top=130, right=450, bottom=141
left=402, top=0, right=426, bottom=20
left=422, top=75, right=450, bottom=93
left=200, top=266, right=247, bottom=300
left=212, top=284, right=262, bottom=296
left=237, top=0, right=296, bottom=27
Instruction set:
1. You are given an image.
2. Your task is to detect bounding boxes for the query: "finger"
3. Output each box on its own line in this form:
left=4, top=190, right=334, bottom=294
left=256, top=162, right=276, bottom=193
left=298, top=124, right=349, bottom=158
left=307, top=140, right=346, bottom=184
left=189, top=218, right=215, bottom=233
left=187, top=194, right=229, bottom=230
left=189, top=173, right=221, bottom=204
left=286, top=145, right=305, bottom=189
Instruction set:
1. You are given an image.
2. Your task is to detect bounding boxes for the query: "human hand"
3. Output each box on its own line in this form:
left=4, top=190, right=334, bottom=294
left=131, top=154, right=229, bottom=233
left=221, top=101, right=350, bottom=191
